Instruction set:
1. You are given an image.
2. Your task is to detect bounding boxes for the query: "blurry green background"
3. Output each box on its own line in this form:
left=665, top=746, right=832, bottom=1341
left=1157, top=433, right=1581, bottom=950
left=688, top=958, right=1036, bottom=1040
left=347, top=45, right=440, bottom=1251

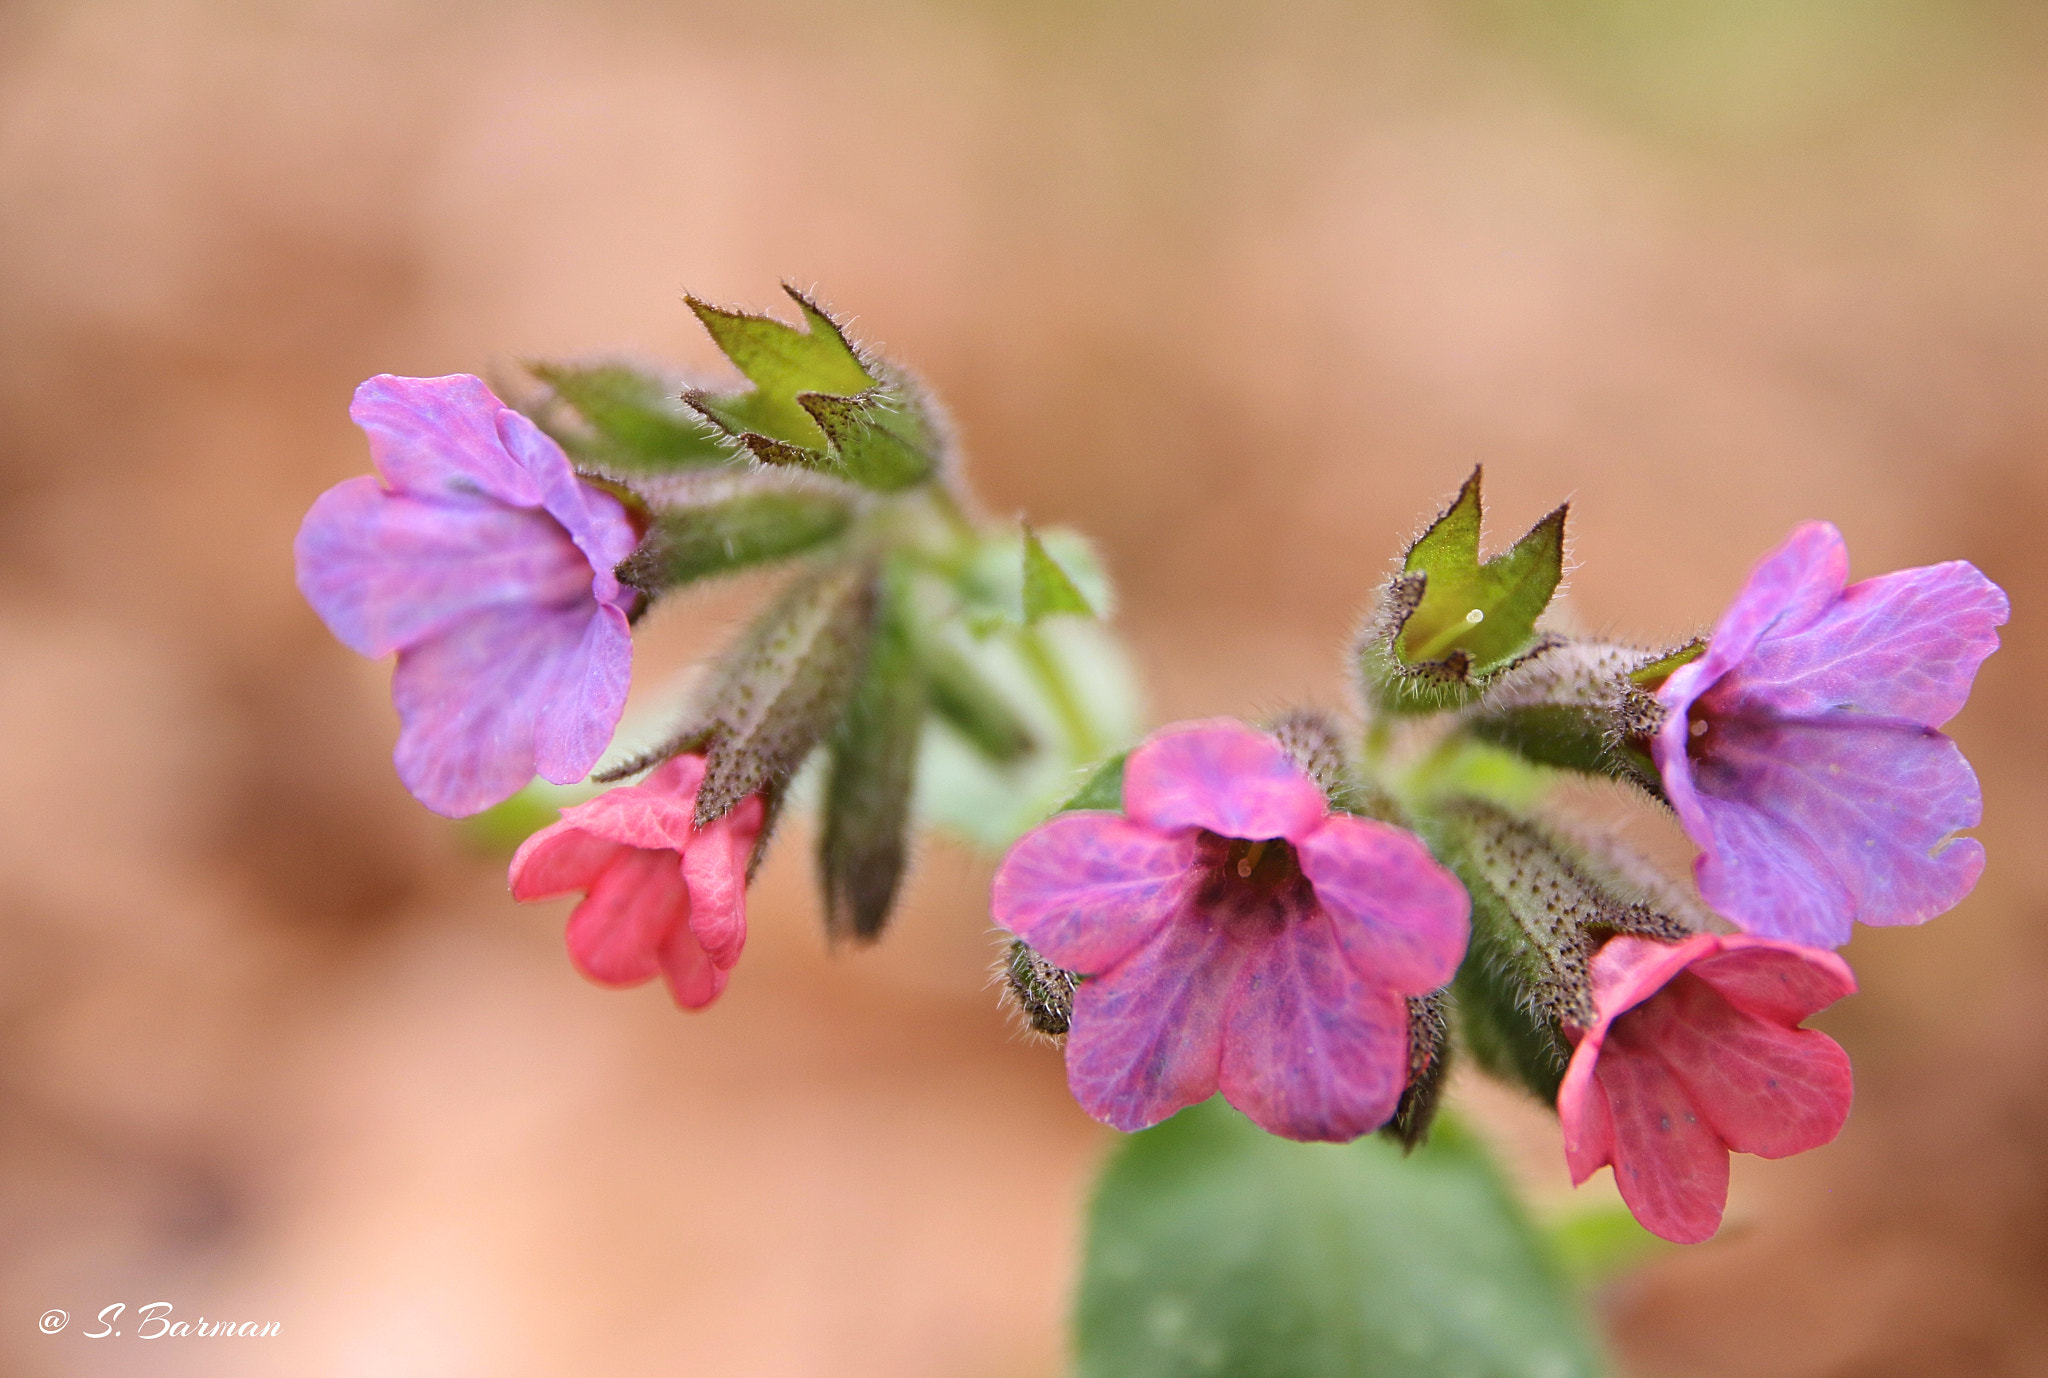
left=2, top=0, right=2044, bottom=1374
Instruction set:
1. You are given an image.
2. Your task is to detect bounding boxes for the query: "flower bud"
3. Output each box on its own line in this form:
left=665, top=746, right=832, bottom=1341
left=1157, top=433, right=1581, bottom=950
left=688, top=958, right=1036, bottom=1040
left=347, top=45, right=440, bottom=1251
left=1001, top=938, right=1078, bottom=1039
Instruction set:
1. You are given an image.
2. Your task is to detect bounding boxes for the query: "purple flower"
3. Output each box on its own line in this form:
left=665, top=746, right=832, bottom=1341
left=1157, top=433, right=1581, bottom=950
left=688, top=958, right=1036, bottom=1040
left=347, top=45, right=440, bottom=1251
left=1652, top=522, right=2008, bottom=949
left=991, top=719, right=1470, bottom=1141
left=295, top=375, right=639, bottom=817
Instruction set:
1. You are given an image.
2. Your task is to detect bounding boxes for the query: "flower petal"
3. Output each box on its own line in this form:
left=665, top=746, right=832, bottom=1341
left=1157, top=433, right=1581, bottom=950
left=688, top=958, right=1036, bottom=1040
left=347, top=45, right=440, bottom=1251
left=510, top=822, right=623, bottom=900
left=1122, top=719, right=1327, bottom=842
left=562, top=846, right=690, bottom=987
left=1295, top=813, right=1470, bottom=994
left=1732, top=560, right=2007, bottom=728
left=991, top=813, right=1199, bottom=974
left=1558, top=1028, right=1617, bottom=1187
left=658, top=922, right=729, bottom=1010
left=1686, top=937, right=1856, bottom=1027
left=350, top=374, right=542, bottom=507
left=684, top=794, right=765, bottom=970
left=1631, top=972, right=1854, bottom=1161
left=294, top=479, right=592, bottom=658
left=1217, top=913, right=1410, bottom=1141
left=497, top=406, right=639, bottom=608
left=1063, top=913, right=1244, bottom=1132
left=1682, top=715, right=1986, bottom=944
left=389, top=603, right=611, bottom=816
left=1594, top=1031, right=1731, bottom=1245
left=531, top=601, right=634, bottom=786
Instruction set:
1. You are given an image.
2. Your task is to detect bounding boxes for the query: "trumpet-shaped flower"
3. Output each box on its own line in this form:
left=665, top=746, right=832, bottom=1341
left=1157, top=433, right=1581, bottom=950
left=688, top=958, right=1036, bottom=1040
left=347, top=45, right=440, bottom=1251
left=1559, top=933, right=1855, bottom=1244
left=295, top=374, right=639, bottom=817
left=1652, top=522, right=2007, bottom=948
left=991, top=719, right=1469, bottom=1142
left=509, top=755, right=765, bottom=1009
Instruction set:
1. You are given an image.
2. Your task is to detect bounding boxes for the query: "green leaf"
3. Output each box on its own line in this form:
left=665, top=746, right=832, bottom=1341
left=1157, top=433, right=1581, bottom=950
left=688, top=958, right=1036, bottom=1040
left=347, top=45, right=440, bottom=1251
left=685, top=285, right=876, bottom=449
left=1076, top=1100, right=1605, bottom=1378
left=1060, top=751, right=1128, bottom=812
left=1023, top=523, right=1095, bottom=622
left=525, top=361, right=731, bottom=475
left=1396, top=468, right=1566, bottom=674
left=616, top=488, right=855, bottom=597
left=918, top=634, right=1037, bottom=765
left=818, top=584, right=925, bottom=942
left=688, top=562, right=879, bottom=826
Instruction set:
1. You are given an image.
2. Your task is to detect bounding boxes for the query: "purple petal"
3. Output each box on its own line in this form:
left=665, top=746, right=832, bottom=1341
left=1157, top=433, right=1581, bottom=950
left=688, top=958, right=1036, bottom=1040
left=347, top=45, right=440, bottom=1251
left=531, top=602, right=633, bottom=785
left=390, top=602, right=619, bottom=816
left=1632, top=971, right=1854, bottom=1161
left=349, top=374, right=541, bottom=507
left=1723, top=560, right=2008, bottom=728
left=1217, top=914, right=1410, bottom=1141
left=497, top=406, right=639, bottom=608
left=1295, top=813, right=1470, bottom=994
left=991, top=813, right=1199, bottom=974
left=1122, top=719, right=1327, bottom=842
left=1063, top=912, right=1244, bottom=1132
left=295, top=478, right=598, bottom=658
left=1682, top=715, right=1986, bottom=944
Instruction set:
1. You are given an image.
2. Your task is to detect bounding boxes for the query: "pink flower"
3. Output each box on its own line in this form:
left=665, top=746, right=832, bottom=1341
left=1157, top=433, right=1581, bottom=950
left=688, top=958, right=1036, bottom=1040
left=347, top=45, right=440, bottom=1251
left=1652, top=522, right=2007, bottom=948
left=991, top=719, right=1470, bottom=1141
left=296, top=374, right=639, bottom=818
left=1559, top=933, right=1855, bottom=1244
left=508, top=755, right=765, bottom=1009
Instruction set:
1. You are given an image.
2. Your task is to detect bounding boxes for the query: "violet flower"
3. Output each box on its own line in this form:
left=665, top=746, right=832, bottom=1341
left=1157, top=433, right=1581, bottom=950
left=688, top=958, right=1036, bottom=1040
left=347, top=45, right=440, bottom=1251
left=1652, top=522, right=2007, bottom=948
left=991, top=719, right=1470, bottom=1142
left=295, top=374, right=639, bottom=817
left=1559, top=933, right=1855, bottom=1244
left=509, top=755, right=765, bottom=1009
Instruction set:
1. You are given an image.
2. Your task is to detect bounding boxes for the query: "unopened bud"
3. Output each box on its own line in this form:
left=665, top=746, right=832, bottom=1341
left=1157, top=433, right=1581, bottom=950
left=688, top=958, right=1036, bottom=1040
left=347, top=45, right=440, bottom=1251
left=1383, top=990, right=1452, bottom=1150
left=1001, top=938, right=1078, bottom=1039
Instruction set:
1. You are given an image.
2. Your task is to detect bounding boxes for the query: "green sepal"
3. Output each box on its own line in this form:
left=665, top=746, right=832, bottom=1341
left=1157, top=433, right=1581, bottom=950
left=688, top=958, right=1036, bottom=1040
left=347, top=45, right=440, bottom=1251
left=669, top=562, right=879, bottom=826
left=684, top=285, right=876, bottom=449
left=616, top=488, right=855, bottom=597
left=523, top=361, right=731, bottom=476
left=1450, top=872, right=1573, bottom=1104
left=1467, top=703, right=1663, bottom=800
left=818, top=578, right=924, bottom=942
left=1627, top=637, right=1706, bottom=688
left=1022, top=522, right=1095, bottom=622
left=1075, top=1099, right=1604, bottom=1378
left=1002, top=937, right=1078, bottom=1038
left=916, top=634, right=1037, bottom=765
left=1364, top=468, right=1566, bottom=714
left=1382, top=990, right=1452, bottom=1151
left=797, top=389, right=934, bottom=491
left=1058, top=751, right=1129, bottom=813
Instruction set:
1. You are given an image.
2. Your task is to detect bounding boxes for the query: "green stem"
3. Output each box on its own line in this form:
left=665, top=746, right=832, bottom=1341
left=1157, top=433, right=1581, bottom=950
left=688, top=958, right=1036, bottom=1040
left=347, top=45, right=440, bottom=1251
left=1018, top=626, right=1102, bottom=763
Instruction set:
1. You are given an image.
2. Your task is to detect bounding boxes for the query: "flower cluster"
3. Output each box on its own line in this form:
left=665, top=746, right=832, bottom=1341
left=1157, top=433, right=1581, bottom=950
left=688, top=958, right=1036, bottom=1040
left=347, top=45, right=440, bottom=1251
left=297, top=291, right=2005, bottom=1247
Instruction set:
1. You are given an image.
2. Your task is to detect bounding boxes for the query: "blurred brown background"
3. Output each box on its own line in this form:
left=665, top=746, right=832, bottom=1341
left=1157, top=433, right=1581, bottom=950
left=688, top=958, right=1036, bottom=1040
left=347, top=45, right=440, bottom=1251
left=2, top=0, right=2045, bottom=1374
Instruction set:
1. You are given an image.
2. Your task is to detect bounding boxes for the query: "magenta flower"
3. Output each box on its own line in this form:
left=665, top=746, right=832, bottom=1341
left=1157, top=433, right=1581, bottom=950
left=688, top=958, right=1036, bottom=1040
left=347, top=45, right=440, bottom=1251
left=294, top=374, right=639, bottom=818
left=991, top=719, right=1470, bottom=1142
left=1652, top=522, right=2007, bottom=948
left=508, top=755, right=766, bottom=1009
left=1559, top=933, right=1855, bottom=1244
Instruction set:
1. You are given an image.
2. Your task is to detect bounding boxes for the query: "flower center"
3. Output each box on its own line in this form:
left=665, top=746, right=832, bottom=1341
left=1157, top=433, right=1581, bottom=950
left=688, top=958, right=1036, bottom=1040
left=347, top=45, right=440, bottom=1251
left=1192, top=831, right=1318, bottom=936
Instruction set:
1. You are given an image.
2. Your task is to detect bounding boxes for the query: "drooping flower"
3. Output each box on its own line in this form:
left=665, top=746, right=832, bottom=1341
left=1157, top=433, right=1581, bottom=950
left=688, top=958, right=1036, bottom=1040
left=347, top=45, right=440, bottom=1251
left=1558, top=932, right=1855, bottom=1244
left=295, top=374, right=640, bottom=817
left=508, top=755, right=765, bottom=1009
left=1651, top=522, right=2007, bottom=948
left=991, top=719, right=1470, bottom=1142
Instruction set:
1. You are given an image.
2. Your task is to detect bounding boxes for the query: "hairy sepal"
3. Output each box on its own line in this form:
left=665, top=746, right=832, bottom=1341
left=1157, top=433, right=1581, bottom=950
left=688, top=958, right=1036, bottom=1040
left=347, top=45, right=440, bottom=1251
left=616, top=486, right=856, bottom=598
left=1467, top=638, right=1705, bottom=797
left=521, top=360, right=733, bottom=477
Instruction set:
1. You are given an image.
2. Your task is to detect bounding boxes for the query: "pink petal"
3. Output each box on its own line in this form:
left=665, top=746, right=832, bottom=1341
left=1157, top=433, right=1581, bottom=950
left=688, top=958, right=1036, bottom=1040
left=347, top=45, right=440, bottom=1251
left=658, top=922, right=729, bottom=1010
left=1217, top=914, right=1410, bottom=1141
left=563, top=846, right=690, bottom=987
left=498, top=406, right=639, bottom=603
left=1122, top=719, right=1328, bottom=843
left=1587, top=935, right=1720, bottom=1027
left=1295, top=813, right=1470, bottom=994
left=1687, top=938, right=1856, bottom=1026
left=1594, top=1032, right=1731, bottom=1245
left=547, top=783, right=698, bottom=853
left=1631, top=972, right=1854, bottom=1161
left=683, top=794, right=765, bottom=970
left=1063, top=912, right=1246, bottom=1132
left=991, top=813, right=1199, bottom=974
left=294, top=479, right=594, bottom=659
left=509, top=822, right=625, bottom=900
left=350, top=374, right=542, bottom=507
left=1558, top=1029, right=1617, bottom=1187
